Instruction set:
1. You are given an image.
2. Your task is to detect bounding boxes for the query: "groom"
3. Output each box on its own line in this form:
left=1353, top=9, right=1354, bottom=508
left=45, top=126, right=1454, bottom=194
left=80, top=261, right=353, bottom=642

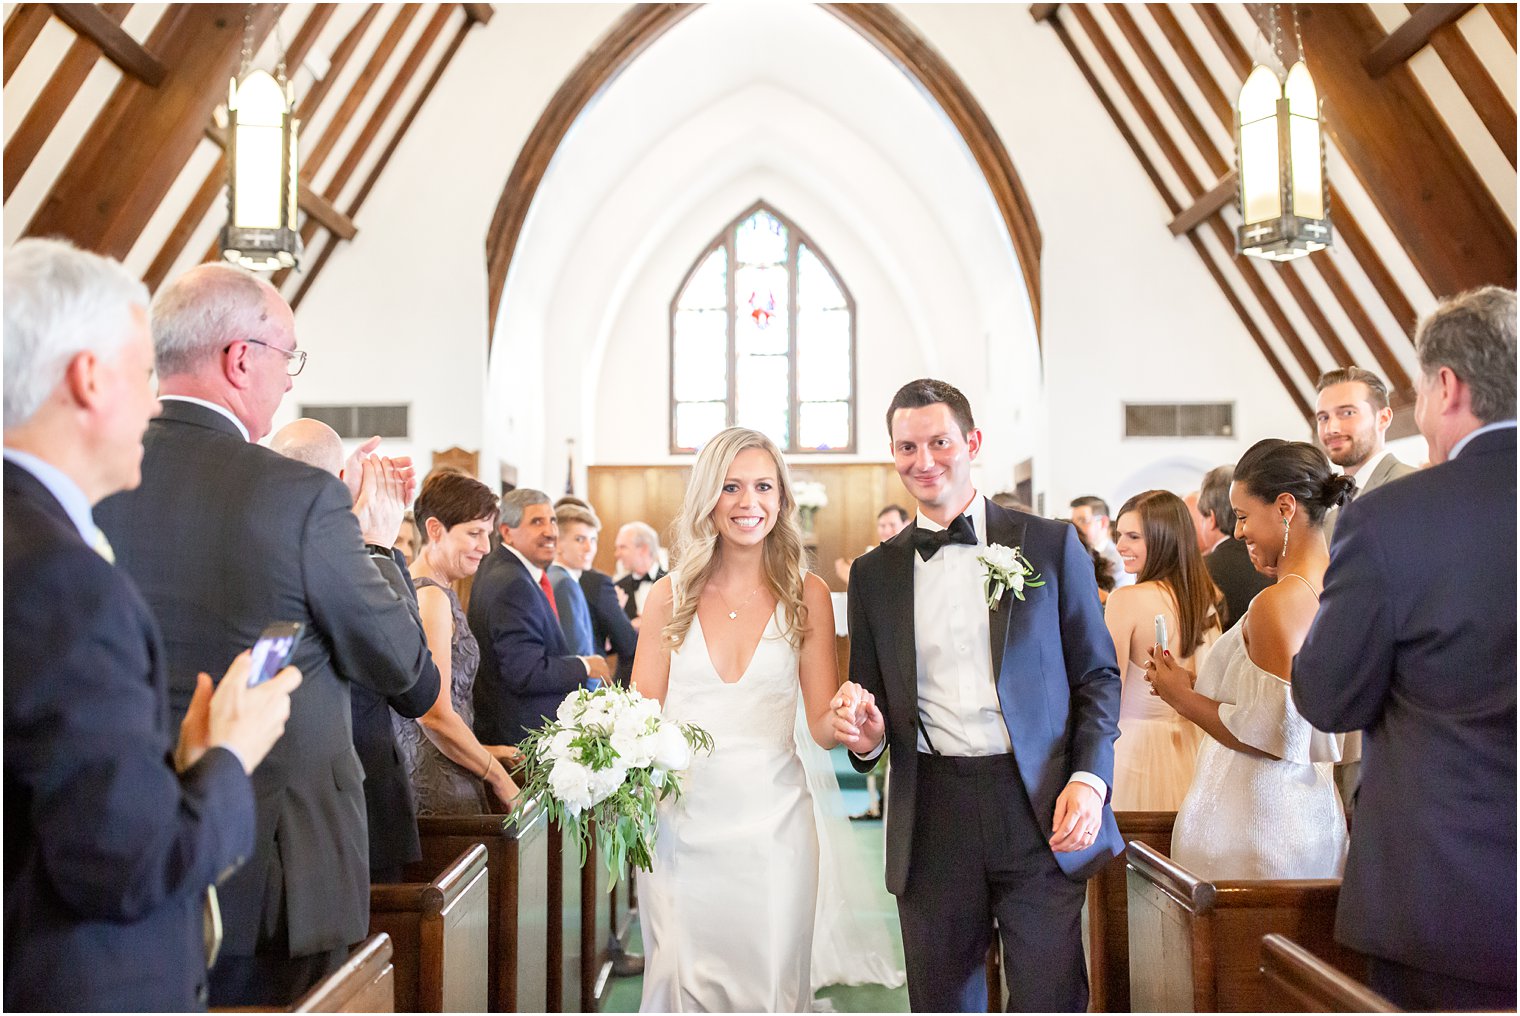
left=835, top=379, right=1122, bottom=1011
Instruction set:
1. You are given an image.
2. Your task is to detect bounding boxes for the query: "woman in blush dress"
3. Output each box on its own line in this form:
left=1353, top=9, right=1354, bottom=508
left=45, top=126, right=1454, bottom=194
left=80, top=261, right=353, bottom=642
left=394, top=472, right=520, bottom=814
left=1150, top=440, right=1354, bottom=879
left=1104, top=490, right=1222, bottom=810
left=630, top=427, right=899, bottom=1012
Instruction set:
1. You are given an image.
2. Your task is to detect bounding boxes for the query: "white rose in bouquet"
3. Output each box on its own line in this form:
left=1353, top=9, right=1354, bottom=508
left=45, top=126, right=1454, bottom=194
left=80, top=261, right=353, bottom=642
left=548, top=756, right=595, bottom=814
left=652, top=721, right=693, bottom=772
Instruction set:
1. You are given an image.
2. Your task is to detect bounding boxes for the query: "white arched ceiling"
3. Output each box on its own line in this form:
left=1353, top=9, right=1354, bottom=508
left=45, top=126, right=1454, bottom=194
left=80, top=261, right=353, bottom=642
left=486, top=0, right=1038, bottom=488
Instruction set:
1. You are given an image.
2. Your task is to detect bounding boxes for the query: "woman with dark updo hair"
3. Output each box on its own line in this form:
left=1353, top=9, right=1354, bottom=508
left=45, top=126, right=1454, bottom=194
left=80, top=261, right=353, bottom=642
left=1148, top=439, right=1355, bottom=878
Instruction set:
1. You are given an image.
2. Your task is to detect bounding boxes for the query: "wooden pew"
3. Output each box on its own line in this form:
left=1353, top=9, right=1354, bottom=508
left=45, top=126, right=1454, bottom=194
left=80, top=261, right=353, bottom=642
left=416, top=802, right=551, bottom=1012
left=1260, top=935, right=1399, bottom=1013
left=582, top=823, right=613, bottom=1011
left=1126, top=841, right=1362, bottom=1011
left=1088, top=811, right=1176, bottom=1011
left=547, top=818, right=585, bottom=1012
left=370, top=844, right=490, bottom=1012
left=293, top=933, right=397, bottom=1013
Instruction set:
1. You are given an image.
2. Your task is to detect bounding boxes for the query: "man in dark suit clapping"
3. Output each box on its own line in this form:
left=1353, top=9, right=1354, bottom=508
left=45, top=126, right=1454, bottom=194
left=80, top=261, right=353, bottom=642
left=95, top=263, right=437, bottom=1007
left=1294, top=287, right=1516, bottom=1011
left=4, top=240, right=300, bottom=1011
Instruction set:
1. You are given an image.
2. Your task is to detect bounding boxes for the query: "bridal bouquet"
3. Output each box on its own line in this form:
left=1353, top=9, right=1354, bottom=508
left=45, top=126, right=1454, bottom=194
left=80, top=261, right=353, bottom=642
left=514, top=684, right=713, bottom=880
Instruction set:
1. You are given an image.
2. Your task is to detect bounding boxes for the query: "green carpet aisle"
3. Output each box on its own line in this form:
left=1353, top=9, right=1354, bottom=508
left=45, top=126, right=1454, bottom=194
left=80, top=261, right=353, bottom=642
left=603, top=748, right=909, bottom=1012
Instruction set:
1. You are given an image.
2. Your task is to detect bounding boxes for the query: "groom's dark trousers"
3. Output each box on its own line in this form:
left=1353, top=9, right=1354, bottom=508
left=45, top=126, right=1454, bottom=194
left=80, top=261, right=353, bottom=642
left=900, top=753, right=1087, bottom=1012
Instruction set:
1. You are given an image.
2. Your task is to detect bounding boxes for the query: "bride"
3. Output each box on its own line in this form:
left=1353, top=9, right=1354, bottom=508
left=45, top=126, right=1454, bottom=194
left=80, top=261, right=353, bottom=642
left=631, top=427, right=901, bottom=1012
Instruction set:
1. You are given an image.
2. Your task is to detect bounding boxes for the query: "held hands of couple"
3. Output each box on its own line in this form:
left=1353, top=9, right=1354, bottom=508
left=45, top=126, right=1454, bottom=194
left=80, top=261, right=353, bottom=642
left=1049, top=780, right=1102, bottom=853
left=175, top=650, right=302, bottom=775
left=830, top=680, right=885, bottom=755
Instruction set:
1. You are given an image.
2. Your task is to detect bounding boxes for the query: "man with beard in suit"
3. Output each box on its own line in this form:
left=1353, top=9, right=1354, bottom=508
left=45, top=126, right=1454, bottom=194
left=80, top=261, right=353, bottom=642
left=1294, top=288, right=1516, bottom=1011
left=95, top=263, right=436, bottom=1006
left=833, top=378, right=1121, bottom=1011
left=1315, top=366, right=1416, bottom=546
left=5, top=240, right=300, bottom=1011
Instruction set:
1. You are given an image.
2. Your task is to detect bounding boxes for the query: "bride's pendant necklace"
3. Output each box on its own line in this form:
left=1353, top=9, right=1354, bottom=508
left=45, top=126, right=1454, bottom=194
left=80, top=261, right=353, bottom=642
left=717, top=584, right=763, bottom=620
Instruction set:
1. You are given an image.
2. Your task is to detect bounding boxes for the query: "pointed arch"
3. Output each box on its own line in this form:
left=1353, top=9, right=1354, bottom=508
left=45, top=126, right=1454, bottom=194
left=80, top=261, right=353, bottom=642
left=670, top=200, right=857, bottom=454
left=483, top=3, right=1042, bottom=350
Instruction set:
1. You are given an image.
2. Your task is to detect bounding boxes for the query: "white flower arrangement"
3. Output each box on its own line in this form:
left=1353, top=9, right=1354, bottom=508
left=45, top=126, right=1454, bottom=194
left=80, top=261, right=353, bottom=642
left=793, top=481, right=829, bottom=510
left=977, top=542, right=1045, bottom=611
left=515, top=685, right=713, bottom=879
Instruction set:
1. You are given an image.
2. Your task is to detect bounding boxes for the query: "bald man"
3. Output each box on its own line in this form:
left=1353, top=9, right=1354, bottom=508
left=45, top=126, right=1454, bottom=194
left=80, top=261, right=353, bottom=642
left=96, top=263, right=437, bottom=1006
left=269, top=420, right=441, bottom=888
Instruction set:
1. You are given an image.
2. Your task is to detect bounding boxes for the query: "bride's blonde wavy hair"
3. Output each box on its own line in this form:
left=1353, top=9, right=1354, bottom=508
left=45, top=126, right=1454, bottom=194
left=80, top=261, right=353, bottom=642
left=663, top=427, right=809, bottom=652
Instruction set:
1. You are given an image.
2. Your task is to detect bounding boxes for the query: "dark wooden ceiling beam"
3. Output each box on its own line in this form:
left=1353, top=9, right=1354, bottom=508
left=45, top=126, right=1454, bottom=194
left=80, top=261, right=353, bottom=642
left=302, top=4, right=420, bottom=181
left=1169, top=172, right=1236, bottom=236
left=1070, top=4, right=1323, bottom=383
left=4, top=4, right=52, bottom=84
left=24, top=4, right=283, bottom=260
left=148, top=3, right=338, bottom=290
left=1363, top=3, right=1474, bottom=78
left=1254, top=3, right=1515, bottom=294
left=461, top=3, right=493, bottom=25
left=1309, top=255, right=1412, bottom=391
left=294, top=10, right=476, bottom=310
left=1107, top=4, right=1228, bottom=176
left=1487, top=3, right=1516, bottom=48
left=47, top=2, right=164, bottom=85
left=1029, top=3, right=1060, bottom=23
left=4, top=3, right=131, bottom=201
left=1043, top=11, right=1310, bottom=419
left=1426, top=16, right=1517, bottom=165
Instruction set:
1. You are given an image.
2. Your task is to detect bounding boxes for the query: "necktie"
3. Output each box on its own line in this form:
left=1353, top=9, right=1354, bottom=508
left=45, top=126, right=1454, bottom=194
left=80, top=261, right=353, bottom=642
left=539, top=570, right=561, bottom=621
left=911, top=513, right=978, bottom=561
left=91, top=527, right=115, bottom=564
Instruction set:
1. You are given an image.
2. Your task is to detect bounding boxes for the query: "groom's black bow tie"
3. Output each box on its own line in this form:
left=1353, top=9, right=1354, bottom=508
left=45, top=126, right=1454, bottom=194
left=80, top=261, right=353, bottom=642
left=912, top=514, right=977, bottom=561
left=632, top=572, right=656, bottom=585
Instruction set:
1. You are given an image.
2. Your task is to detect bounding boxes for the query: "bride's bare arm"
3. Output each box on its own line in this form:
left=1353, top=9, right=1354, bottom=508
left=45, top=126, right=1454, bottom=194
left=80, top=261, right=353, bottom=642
left=799, top=572, right=840, bottom=749
left=630, top=576, right=674, bottom=705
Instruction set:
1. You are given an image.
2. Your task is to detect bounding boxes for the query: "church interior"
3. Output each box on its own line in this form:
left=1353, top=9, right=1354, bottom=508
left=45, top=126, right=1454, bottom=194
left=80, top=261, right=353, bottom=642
left=4, top=1, right=1516, bottom=1012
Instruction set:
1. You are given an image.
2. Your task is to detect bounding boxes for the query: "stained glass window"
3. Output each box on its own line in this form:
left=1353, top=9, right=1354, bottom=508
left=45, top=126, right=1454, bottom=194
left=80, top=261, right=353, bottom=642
left=670, top=205, right=855, bottom=453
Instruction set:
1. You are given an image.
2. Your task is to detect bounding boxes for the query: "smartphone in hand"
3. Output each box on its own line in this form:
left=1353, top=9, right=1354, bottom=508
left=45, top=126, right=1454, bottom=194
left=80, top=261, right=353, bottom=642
left=248, top=621, right=304, bottom=687
left=1154, top=613, right=1170, bottom=654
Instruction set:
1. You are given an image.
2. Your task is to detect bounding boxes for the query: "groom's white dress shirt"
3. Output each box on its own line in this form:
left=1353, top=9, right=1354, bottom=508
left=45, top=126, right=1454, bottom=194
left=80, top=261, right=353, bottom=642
left=861, top=494, right=1107, bottom=800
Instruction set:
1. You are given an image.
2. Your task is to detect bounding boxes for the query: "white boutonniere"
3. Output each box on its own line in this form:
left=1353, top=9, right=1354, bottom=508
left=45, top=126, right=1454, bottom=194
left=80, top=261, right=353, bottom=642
left=977, top=543, right=1045, bottom=611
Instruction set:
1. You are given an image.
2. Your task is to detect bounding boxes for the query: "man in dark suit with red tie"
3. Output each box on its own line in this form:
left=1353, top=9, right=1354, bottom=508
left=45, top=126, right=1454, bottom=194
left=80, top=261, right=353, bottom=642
left=4, top=239, right=299, bottom=1011
left=470, top=489, right=609, bottom=741
left=1294, top=287, right=1516, bottom=1011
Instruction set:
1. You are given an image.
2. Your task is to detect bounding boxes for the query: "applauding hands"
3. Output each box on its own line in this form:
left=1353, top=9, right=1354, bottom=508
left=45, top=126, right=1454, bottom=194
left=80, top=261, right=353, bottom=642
left=830, top=680, right=886, bottom=755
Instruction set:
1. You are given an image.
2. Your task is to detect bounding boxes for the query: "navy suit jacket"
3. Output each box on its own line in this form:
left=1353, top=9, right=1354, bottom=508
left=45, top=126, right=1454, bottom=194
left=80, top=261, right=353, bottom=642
left=847, top=501, right=1123, bottom=895
left=579, top=568, right=638, bottom=674
left=469, top=547, right=588, bottom=741
left=550, top=564, right=596, bottom=656
left=4, top=462, right=255, bottom=1011
left=1293, top=426, right=1516, bottom=986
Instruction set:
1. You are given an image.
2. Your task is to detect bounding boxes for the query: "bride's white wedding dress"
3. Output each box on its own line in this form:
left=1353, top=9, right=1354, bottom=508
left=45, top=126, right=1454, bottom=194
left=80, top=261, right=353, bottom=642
left=637, top=600, right=903, bottom=1012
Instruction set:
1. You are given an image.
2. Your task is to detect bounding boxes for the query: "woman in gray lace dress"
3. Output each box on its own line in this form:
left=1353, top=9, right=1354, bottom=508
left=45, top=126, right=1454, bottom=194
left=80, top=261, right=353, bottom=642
left=394, top=472, right=520, bottom=813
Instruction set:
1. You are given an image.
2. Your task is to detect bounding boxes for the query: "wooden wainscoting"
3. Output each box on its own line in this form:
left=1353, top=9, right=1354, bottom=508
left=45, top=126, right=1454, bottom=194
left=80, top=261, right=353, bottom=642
left=586, top=462, right=910, bottom=592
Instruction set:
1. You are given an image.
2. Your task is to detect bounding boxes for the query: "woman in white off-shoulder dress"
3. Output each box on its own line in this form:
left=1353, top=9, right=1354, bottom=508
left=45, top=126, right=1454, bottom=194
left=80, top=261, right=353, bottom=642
left=1148, top=439, right=1355, bottom=879
left=630, top=427, right=902, bottom=1012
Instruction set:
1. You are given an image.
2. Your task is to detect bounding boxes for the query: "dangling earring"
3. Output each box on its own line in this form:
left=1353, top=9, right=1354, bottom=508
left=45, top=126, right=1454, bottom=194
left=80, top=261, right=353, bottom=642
left=1281, top=516, right=1290, bottom=558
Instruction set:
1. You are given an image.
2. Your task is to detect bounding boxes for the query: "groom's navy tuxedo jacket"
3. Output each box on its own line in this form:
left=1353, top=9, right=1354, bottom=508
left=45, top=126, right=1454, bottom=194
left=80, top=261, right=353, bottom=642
left=848, top=500, right=1123, bottom=894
